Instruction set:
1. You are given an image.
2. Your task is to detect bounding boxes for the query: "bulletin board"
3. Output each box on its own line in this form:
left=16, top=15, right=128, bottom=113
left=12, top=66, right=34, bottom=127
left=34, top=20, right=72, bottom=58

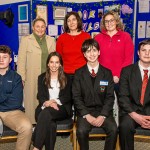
left=32, top=0, right=134, bottom=38
left=0, top=1, right=31, bottom=69
left=134, top=0, right=150, bottom=62
left=0, top=0, right=139, bottom=70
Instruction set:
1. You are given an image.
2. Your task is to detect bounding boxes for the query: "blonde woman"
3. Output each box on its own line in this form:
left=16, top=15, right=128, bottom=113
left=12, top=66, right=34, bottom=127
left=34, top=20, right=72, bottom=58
left=17, top=18, right=56, bottom=123
left=95, top=11, right=134, bottom=91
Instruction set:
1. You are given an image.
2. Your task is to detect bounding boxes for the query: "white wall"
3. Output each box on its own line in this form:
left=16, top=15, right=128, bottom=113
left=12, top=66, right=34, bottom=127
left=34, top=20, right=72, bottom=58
left=0, top=0, right=30, bottom=5
left=63, top=0, right=102, bottom=2
left=0, top=0, right=103, bottom=5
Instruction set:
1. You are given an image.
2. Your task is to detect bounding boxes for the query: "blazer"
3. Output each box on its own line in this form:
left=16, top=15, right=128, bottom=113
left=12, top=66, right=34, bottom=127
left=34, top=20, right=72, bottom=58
left=35, top=73, right=73, bottom=121
left=119, top=62, right=150, bottom=116
left=72, top=64, right=115, bottom=118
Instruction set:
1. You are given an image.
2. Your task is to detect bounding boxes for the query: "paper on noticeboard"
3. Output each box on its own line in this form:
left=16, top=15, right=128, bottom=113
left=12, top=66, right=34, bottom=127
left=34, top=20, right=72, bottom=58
left=138, top=21, right=146, bottom=38
left=138, top=0, right=149, bottom=13
left=146, top=21, right=150, bottom=38
left=48, top=25, right=58, bottom=36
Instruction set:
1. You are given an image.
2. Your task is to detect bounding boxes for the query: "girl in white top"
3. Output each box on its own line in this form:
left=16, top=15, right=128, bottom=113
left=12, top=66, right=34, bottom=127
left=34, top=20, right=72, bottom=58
left=32, top=52, right=72, bottom=150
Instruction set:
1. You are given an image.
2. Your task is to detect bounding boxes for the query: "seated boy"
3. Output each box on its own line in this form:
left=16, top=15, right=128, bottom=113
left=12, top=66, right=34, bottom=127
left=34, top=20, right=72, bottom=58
left=119, top=39, right=150, bottom=150
left=72, top=39, right=117, bottom=150
left=0, top=45, right=32, bottom=150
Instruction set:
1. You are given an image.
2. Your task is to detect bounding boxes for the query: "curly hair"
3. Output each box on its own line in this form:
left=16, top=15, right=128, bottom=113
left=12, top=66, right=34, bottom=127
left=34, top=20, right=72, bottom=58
left=100, top=11, right=124, bottom=31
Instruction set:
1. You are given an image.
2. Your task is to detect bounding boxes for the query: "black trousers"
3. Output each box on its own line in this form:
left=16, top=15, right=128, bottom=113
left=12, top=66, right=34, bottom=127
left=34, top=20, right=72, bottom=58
left=32, top=106, right=68, bottom=150
left=119, top=115, right=140, bottom=150
left=76, top=113, right=118, bottom=150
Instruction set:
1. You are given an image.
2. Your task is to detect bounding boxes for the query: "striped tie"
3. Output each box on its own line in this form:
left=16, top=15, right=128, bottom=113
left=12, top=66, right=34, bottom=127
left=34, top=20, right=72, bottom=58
left=90, top=69, right=97, bottom=78
left=140, top=70, right=148, bottom=105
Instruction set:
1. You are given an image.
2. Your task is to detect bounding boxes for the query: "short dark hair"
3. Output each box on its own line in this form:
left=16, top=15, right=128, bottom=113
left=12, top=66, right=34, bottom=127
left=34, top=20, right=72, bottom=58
left=64, top=11, right=82, bottom=33
left=82, top=39, right=99, bottom=53
left=138, top=39, right=150, bottom=51
left=0, top=45, right=12, bottom=56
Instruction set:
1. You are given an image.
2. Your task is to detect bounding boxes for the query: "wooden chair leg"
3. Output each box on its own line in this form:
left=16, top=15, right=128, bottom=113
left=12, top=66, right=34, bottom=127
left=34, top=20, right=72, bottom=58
left=77, top=140, right=80, bottom=150
left=116, top=135, right=120, bottom=150
left=73, top=125, right=77, bottom=150
left=70, top=132, right=73, bottom=142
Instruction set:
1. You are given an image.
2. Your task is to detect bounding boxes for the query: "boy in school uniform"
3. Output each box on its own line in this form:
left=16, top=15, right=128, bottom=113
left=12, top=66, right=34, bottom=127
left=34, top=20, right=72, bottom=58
left=72, top=39, right=117, bottom=150
left=119, top=39, right=150, bottom=150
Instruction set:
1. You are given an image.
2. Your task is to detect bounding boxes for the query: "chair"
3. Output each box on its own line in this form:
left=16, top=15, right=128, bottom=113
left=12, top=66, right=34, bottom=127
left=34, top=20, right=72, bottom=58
left=56, top=118, right=77, bottom=150
left=134, top=127, right=150, bottom=139
left=0, top=119, right=77, bottom=150
left=76, top=126, right=120, bottom=150
left=116, top=127, right=150, bottom=150
left=0, top=125, right=17, bottom=143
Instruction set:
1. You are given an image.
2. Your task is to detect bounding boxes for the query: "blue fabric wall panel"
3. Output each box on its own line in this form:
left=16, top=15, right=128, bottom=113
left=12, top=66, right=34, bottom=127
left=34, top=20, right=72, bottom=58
left=0, top=1, right=31, bottom=69
left=134, top=1, right=150, bottom=62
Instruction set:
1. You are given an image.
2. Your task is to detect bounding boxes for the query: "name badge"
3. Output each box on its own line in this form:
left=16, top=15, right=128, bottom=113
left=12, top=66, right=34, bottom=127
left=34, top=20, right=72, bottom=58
left=100, top=80, right=108, bottom=86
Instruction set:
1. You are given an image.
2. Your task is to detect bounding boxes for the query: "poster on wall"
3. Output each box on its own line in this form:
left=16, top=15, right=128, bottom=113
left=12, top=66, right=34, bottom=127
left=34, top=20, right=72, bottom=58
left=138, top=0, right=150, bottom=13
left=36, top=5, right=48, bottom=25
left=53, top=6, right=67, bottom=20
left=146, top=21, right=150, bottom=38
left=18, top=4, right=28, bottom=22
left=138, top=21, right=146, bottom=38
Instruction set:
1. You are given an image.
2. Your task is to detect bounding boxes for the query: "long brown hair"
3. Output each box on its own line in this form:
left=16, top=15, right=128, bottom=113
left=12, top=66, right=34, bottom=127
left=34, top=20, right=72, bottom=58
left=45, top=52, right=67, bottom=89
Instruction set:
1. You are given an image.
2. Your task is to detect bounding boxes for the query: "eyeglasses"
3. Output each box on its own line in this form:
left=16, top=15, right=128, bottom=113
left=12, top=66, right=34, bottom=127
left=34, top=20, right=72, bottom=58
left=104, top=19, right=115, bottom=24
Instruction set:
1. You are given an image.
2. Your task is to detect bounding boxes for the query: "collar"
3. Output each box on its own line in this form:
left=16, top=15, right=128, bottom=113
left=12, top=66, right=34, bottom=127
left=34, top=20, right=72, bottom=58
left=101, top=29, right=122, bottom=36
left=0, top=68, right=10, bottom=77
left=33, top=32, right=46, bottom=41
left=138, top=61, right=150, bottom=72
left=87, top=63, right=99, bottom=74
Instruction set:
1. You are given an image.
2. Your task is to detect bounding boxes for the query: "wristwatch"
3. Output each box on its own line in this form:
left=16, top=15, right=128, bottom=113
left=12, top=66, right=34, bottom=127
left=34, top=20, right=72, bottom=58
left=83, top=114, right=89, bottom=118
left=102, top=116, right=106, bottom=119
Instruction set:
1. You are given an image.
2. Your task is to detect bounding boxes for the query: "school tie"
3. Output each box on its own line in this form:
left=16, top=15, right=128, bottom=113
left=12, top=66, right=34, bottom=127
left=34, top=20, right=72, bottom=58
left=90, top=69, right=97, bottom=78
left=140, top=70, right=148, bottom=105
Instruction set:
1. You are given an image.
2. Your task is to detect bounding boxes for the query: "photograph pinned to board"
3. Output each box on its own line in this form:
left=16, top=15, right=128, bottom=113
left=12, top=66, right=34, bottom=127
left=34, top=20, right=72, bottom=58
left=48, top=25, right=58, bottom=36
left=36, top=5, right=48, bottom=25
left=104, top=5, right=121, bottom=16
left=18, top=4, right=28, bottom=22
left=53, top=6, right=67, bottom=20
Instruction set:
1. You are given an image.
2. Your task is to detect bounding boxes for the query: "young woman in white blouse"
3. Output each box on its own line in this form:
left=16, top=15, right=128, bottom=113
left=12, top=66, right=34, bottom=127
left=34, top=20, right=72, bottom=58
left=32, top=52, right=72, bottom=150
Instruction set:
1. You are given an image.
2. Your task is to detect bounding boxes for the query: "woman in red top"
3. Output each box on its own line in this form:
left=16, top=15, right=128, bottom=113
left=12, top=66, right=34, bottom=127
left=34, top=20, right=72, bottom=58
left=56, top=11, right=91, bottom=77
left=95, top=11, right=134, bottom=95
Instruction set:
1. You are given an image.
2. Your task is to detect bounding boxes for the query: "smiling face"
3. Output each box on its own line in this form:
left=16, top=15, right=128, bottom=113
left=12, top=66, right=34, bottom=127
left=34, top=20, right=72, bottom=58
left=32, top=20, right=46, bottom=38
left=0, top=53, right=12, bottom=71
left=138, top=44, right=150, bottom=67
left=104, top=14, right=117, bottom=32
left=84, top=46, right=100, bottom=65
left=48, top=56, right=61, bottom=73
left=67, top=15, right=78, bottom=32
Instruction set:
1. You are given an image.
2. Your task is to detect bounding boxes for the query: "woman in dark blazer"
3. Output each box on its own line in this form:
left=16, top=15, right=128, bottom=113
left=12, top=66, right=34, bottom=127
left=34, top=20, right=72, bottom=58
left=32, top=52, right=72, bottom=150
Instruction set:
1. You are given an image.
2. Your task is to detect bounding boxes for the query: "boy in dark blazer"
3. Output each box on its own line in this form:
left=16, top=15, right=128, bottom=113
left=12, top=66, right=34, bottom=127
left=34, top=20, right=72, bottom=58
left=72, top=39, right=117, bottom=150
left=119, top=39, right=150, bottom=150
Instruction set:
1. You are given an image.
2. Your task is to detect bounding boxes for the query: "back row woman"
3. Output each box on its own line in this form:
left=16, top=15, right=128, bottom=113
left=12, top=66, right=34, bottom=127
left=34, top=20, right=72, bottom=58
left=95, top=11, right=134, bottom=95
left=56, top=11, right=91, bottom=81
